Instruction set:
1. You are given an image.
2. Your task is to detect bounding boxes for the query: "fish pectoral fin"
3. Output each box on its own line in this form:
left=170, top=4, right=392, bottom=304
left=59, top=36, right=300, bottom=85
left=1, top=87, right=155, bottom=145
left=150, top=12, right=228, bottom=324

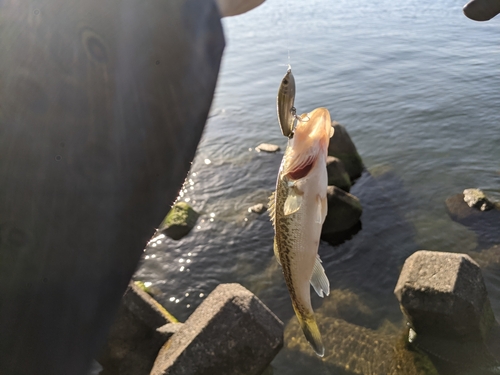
left=315, top=195, right=328, bottom=224
left=310, top=255, right=330, bottom=298
left=268, top=191, right=276, bottom=226
left=284, top=190, right=302, bottom=216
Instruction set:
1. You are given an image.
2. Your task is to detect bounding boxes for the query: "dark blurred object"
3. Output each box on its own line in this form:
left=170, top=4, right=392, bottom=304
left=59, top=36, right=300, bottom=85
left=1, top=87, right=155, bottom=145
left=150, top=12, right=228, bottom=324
left=463, top=0, right=500, bottom=21
left=0, top=1, right=224, bottom=375
left=215, top=0, right=266, bottom=17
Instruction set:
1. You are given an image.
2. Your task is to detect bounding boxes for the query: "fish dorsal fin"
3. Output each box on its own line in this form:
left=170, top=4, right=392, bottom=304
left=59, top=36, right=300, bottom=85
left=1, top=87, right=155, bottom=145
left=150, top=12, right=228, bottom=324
left=284, top=189, right=302, bottom=216
left=310, top=255, right=330, bottom=298
left=268, top=191, right=276, bottom=227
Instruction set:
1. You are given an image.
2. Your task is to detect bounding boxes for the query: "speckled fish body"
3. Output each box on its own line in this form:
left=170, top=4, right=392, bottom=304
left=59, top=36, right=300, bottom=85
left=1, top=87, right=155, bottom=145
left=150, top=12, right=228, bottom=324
left=269, top=107, right=334, bottom=357
left=276, top=66, right=296, bottom=138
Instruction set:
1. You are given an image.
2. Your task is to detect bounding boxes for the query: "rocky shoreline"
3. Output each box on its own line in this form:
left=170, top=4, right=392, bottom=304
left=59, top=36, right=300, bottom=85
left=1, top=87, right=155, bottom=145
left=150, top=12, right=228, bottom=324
left=95, top=121, right=500, bottom=375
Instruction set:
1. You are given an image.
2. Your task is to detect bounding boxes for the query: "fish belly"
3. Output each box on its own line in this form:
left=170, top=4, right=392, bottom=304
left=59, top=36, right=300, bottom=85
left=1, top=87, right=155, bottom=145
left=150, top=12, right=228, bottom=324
left=278, top=164, right=326, bottom=356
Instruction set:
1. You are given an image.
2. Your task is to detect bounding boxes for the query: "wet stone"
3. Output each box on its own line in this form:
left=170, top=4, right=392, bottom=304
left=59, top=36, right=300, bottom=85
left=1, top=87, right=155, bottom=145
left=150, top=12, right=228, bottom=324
left=394, top=250, right=496, bottom=342
left=150, top=283, right=284, bottom=375
left=158, top=202, right=199, bottom=240
left=445, top=192, right=500, bottom=247
left=256, top=143, right=280, bottom=153
left=463, top=188, right=495, bottom=211
left=248, top=203, right=267, bottom=214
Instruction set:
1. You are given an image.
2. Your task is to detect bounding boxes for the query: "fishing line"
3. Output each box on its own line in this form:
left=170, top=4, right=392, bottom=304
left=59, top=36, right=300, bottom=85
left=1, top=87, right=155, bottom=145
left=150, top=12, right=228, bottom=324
left=286, top=0, right=291, bottom=66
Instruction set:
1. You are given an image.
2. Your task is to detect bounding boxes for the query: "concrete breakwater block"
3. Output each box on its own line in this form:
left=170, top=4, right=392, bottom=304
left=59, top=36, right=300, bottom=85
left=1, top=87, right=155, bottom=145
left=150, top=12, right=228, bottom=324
left=322, top=185, right=362, bottom=235
left=394, top=251, right=496, bottom=342
left=150, top=283, right=284, bottom=375
left=328, top=121, right=364, bottom=181
left=98, top=282, right=180, bottom=375
left=326, top=156, right=351, bottom=192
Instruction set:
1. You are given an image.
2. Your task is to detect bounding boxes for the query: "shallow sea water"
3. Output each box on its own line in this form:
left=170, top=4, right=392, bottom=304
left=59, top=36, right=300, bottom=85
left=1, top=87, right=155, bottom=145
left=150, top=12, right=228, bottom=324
left=134, top=0, right=500, bottom=373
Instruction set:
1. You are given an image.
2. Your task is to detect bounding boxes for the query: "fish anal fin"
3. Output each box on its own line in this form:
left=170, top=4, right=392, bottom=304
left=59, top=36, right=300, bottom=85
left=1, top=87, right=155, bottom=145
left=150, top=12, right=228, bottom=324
left=310, top=255, right=330, bottom=298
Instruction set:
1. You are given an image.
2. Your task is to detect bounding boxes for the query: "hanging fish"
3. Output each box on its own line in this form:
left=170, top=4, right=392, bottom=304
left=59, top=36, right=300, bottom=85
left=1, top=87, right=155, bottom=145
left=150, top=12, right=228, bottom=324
left=277, top=65, right=296, bottom=138
left=269, top=107, right=334, bottom=357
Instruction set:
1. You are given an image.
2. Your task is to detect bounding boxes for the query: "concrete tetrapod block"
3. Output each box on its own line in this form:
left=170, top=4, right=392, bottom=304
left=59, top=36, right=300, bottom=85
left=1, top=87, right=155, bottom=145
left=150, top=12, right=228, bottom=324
left=150, top=283, right=284, bottom=375
left=98, top=282, right=180, bottom=375
left=328, top=121, right=364, bottom=180
left=394, top=251, right=496, bottom=342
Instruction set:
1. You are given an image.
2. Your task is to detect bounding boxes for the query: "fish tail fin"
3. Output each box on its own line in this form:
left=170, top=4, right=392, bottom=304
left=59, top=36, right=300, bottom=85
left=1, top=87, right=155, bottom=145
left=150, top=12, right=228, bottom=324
left=296, top=312, right=325, bottom=357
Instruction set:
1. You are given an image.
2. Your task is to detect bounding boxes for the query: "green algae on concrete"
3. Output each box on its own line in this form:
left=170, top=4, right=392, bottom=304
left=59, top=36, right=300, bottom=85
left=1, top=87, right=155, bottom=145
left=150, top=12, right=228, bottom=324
left=158, top=202, right=199, bottom=240
left=279, top=287, right=438, bottom=375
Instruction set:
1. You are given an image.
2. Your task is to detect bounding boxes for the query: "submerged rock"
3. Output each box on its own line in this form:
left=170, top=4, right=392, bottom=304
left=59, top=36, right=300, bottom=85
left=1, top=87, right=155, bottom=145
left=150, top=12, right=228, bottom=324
left=150, top=283, right=283, bottom=375
left=463, top=188, right=495, bottom=211
left=326, top=156, right=351, bottom=192
left=256, top=143, right=281, bottom=153
left=445, top=192, right=500, bottom=248
left=322, top=185, right=362, bottom=236
left=248, top=203, right=267, bottom=214
left=282, top=303, right=438, bottom=375
left=158, top=202, right=199, bottom=240
left=328, top=121, right=364, bottom=181
left=470, top=244, right=500, bottom=269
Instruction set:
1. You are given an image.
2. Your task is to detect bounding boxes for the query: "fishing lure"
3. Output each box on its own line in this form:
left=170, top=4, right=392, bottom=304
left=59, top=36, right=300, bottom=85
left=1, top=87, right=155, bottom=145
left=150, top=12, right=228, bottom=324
left=277, top=66, right=297, bottom=138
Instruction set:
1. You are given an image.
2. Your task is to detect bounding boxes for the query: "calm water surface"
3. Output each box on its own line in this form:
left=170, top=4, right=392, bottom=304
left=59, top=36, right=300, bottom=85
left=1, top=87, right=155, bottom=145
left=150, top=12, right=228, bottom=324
left=135, top=0, right=500, bottom=373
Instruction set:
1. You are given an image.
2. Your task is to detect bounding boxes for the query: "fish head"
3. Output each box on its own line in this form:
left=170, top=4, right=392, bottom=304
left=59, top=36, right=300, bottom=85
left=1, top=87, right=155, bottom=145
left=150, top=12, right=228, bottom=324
left=283, top=107, right=333, bottom=180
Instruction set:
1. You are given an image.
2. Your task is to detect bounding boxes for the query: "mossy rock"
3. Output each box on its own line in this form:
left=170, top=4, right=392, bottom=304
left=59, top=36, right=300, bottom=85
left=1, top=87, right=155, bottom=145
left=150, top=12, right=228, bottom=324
left=463, top=188, right=495, bottom=211
left=158, top=202, right=199, bottom=240
left=283, top=314, right=438, bottom=375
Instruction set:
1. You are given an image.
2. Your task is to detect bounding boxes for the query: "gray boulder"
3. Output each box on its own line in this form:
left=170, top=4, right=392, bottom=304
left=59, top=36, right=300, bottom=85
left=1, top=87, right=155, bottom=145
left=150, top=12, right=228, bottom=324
left=322, top=186, right=362, bottom=235
left=394, top=251, right=496, bottom=342
left=326, top=156, right=351, bottom=192
left=98, top=282, right=180, bottom=375
left=328, top=121, right=364, bottom=180
left=158, top=202, right=199, bottom=240
left=150, top=283, right=283, bottom=375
